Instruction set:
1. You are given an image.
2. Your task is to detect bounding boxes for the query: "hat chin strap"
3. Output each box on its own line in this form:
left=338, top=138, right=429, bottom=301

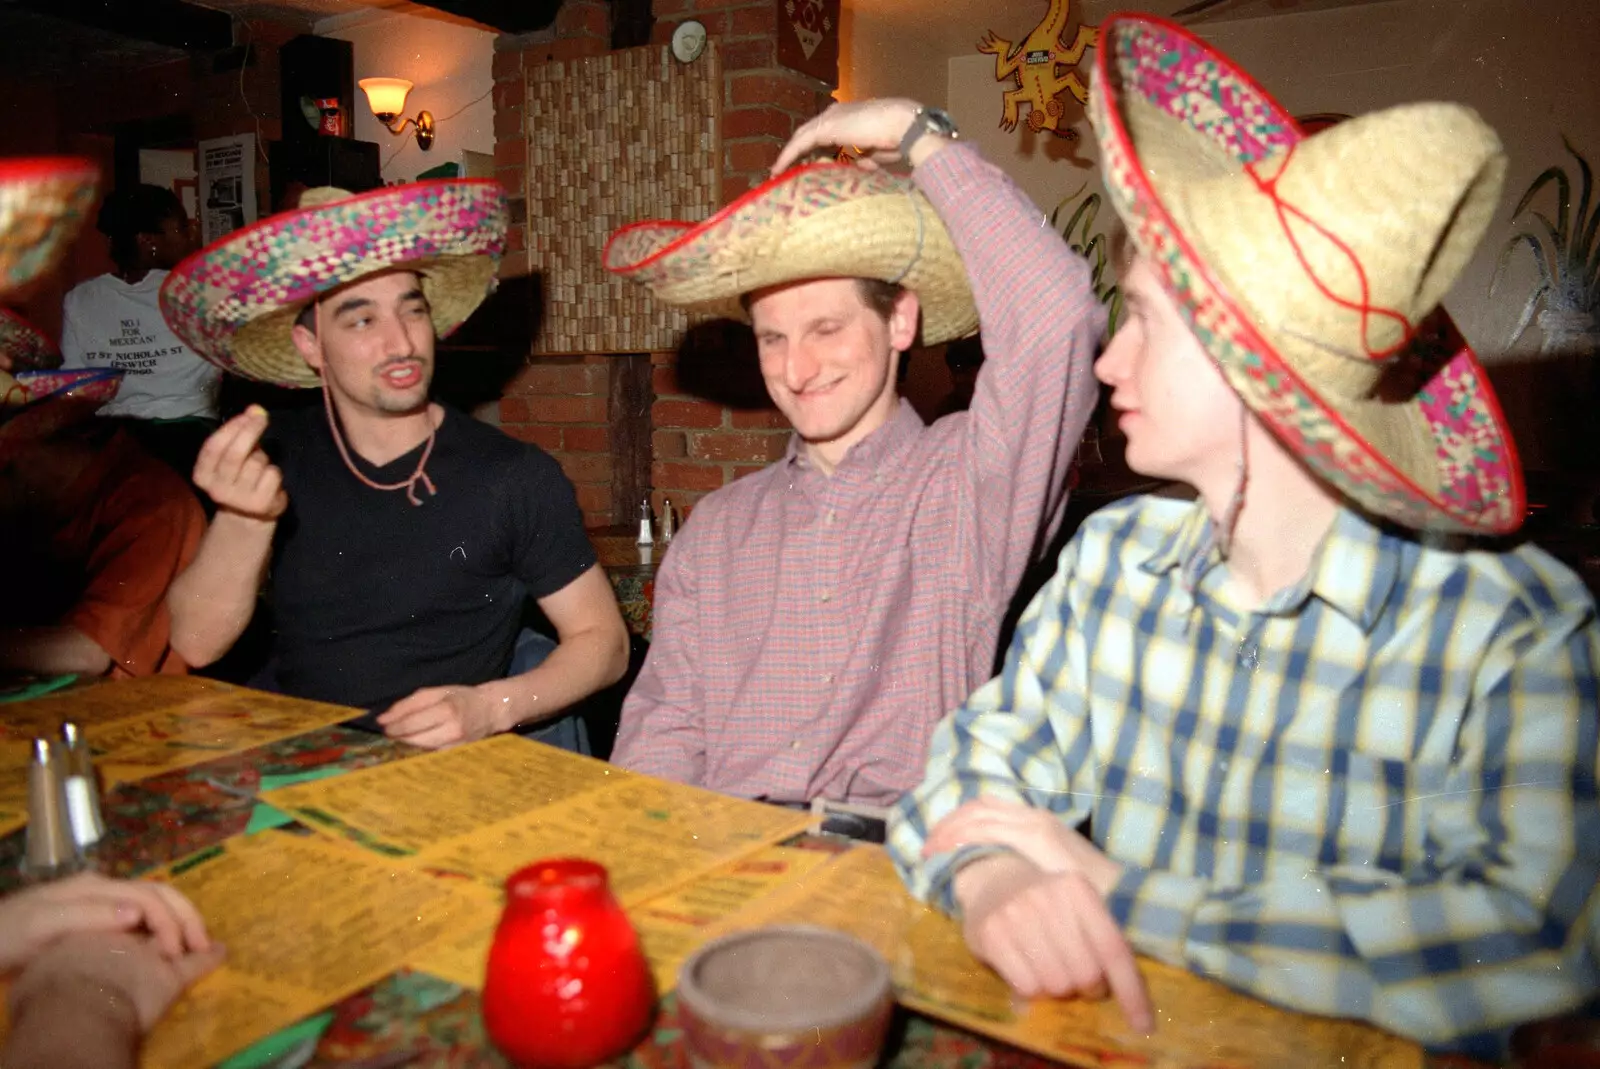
left=1215, top=403, right=1249, bottom=560
left=315, top=300, right=438, bottom=507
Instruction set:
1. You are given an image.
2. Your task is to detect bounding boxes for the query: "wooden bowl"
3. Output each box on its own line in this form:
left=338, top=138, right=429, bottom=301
left=677, top=926, right=893, bottom=1069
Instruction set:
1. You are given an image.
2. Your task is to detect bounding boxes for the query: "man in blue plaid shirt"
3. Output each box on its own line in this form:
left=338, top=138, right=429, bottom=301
left=887, top=15, right=1600, bottom=1060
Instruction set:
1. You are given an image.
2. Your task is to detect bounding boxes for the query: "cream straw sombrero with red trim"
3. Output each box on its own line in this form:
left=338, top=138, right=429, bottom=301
left=602, top=163, right=979, bottom=346
left=159, top=180, right=508, bottom=388
left=1091, top=14, right=1522, bottom=535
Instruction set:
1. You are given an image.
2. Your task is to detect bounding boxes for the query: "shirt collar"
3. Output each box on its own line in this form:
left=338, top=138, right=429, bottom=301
left=784, top=399, right=924, bottom=474
left=1139, top=501, right=1399, bottom=633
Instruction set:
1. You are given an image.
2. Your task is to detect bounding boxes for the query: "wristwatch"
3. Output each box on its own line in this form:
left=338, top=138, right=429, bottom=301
left=897, top=106, right=960, bottom=161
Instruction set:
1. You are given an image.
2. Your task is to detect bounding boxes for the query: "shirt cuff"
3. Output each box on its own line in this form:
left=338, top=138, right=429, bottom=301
left=927, top=844, right=1019, bottom=916
left=1107, top=867, right=1207, bottom=967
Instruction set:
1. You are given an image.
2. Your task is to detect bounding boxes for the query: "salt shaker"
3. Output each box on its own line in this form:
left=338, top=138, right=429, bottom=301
left=59, top=721, right=106, bottom=851
left=660, top=498, right=676, bottom=544
left=636, top=497, right=654, bottom=546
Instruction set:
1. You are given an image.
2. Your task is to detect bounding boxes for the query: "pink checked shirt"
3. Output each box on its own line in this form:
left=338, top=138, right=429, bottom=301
left=612, top=143, right=1104, bottom=805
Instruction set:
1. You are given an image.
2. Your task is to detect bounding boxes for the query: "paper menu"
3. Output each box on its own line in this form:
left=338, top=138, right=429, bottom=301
left=140, top=831, right=480, bottom=1069
left=0, top=682, right=359, bottom=829
left=629, top=845, right=834, bottom=992
left=261, top=736, right=814, bottom=896
left=0, top=740, right=28, bottom=838
left=261, top=734, right=630, bottom=855
left=0, top=676, right=222, bottom=741
left=407, top=844, right=835, bottom=994
left=409, top=776, right=814, bottom=898
left=90, top=691, right=360, bottom=784
left=711, top=845, right=1422, bottom=1069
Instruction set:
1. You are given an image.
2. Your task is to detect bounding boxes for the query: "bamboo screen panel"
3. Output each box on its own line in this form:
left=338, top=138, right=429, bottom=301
left=525, top=42, right=721, bottom=355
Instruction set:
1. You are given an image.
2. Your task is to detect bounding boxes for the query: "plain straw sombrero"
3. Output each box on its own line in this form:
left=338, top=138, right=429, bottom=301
left=1090, top=13, right=1522, bottom=535
left=603, top=163, right=979, bottom=346
left=159, top=180, right=509, bottom=388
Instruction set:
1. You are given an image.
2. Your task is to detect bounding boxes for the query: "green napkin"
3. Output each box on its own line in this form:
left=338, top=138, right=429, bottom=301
left=215, top=1011, right=334, bottom=1069
left=245, top=768, right=348, bottom=834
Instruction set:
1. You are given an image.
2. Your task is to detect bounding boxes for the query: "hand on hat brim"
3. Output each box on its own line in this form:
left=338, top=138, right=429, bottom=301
left=773, top=98, right=928, bottom=175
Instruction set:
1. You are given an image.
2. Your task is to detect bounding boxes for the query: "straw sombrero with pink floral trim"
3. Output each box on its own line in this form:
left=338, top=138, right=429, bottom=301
left=0, top=157, right=99, bottom=299
left=0, top=307, right=59, bottom=371
left=159, top=180, right=508, bottom=388
left=1090, top=13, right=1523, bottom=535
left=602, top=163, right=978, bottom=346
left=0, top=367, right=123, bottom=457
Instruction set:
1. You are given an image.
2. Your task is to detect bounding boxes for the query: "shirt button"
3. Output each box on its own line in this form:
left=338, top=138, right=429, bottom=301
left=790, top=740, right=801, bottom=750
left=823, top=673, right=834, bottom=684
left=820, top=591, right=831, bottom=603
left=824, top=510, right=835, bottom=524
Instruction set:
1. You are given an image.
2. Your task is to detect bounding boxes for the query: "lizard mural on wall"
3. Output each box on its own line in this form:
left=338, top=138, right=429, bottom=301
left=978, top=0, right=1098, bottom=139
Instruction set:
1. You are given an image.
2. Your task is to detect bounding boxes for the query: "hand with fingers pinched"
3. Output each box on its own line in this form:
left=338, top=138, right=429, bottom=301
left=0, top=871, right=213, bottom=976
left=191, top=404, right=288, bottom=522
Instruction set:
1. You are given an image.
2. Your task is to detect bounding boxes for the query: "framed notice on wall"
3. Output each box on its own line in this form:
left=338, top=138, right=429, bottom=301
left=198, top=134, right=259, bottom=245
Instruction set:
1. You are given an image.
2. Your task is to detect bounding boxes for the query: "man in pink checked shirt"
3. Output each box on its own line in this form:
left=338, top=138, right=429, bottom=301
left=600, top=98, right=1103, bottom=806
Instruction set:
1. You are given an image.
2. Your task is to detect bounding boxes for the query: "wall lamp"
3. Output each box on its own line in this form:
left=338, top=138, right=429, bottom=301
left=358, top=77, right=435, bottom=151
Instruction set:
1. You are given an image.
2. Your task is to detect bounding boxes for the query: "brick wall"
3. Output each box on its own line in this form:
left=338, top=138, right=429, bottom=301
left=491, top=0, right=837, bottom=519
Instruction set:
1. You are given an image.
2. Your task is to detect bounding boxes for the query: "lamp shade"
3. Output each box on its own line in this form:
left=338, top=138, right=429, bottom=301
left=359, top=77, right=413, bottom=119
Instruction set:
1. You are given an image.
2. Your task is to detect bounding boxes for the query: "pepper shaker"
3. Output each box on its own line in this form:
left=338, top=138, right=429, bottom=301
left=660, top=497, right=676, bottom=544
left=23, top=738, right=84, bottom=882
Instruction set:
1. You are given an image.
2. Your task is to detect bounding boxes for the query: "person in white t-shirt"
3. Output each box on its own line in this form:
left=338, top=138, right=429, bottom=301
left=60, top=184, right=221, bottom=477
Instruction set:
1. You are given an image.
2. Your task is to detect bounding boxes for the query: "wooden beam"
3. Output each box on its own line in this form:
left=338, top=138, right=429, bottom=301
left=10, top=0, right=233, bottom=51
left=609, top=0, right=653, bottom=49
left=408, top=0, right=564, bottom=34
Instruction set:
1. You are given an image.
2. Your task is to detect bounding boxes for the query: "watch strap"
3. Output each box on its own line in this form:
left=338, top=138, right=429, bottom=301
left=897, top=107, right=958, bottom=161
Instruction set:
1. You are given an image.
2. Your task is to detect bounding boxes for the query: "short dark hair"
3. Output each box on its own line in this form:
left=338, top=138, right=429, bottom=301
left=853, top=278, right=905, bottom=320
left=294, top=301, right=317, bottom=335
left=95, top=184, right=184, bottom=272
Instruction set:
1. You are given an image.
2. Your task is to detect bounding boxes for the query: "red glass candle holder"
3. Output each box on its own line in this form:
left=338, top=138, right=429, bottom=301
left=482, top=858, right=657, bottom=1069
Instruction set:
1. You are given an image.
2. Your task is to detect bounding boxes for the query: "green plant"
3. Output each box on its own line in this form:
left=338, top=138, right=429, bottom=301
left=1489, top=135, right=1600, bottom=355
left=1051, top=182, right=1123, bottom=333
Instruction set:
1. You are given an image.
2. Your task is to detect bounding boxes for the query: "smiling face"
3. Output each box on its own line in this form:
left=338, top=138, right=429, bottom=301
left=292, top=270, right=435, bottom=419
left=749, top=277, right=918, bottom=468
left=1094, top=256, right=1246, bottom=493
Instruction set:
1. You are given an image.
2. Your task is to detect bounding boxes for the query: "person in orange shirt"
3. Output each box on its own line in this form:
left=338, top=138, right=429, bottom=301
left=0, top=368, right=205, bottom=679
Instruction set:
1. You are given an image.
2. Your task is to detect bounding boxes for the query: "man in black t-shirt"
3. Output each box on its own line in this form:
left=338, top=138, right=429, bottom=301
left=160, top=182, right=629, bottom=751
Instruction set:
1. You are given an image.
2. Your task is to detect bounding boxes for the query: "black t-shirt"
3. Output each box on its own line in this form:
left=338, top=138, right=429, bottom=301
left=262, top=404, right=595, bottom=711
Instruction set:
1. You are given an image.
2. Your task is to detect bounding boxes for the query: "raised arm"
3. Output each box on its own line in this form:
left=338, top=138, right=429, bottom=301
left=922, top=148, right=1101, bottom=598
left=166, top=406, right=285, bottom=667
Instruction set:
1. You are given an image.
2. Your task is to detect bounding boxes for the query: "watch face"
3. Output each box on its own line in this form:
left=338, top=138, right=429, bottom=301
left=925, top=108, right=959, bottom=138
left=671, top=20, right=707, bottom=62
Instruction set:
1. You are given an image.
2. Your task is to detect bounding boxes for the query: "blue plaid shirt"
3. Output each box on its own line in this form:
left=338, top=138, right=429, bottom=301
left=889, top=495, right=1600, bottom=1058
